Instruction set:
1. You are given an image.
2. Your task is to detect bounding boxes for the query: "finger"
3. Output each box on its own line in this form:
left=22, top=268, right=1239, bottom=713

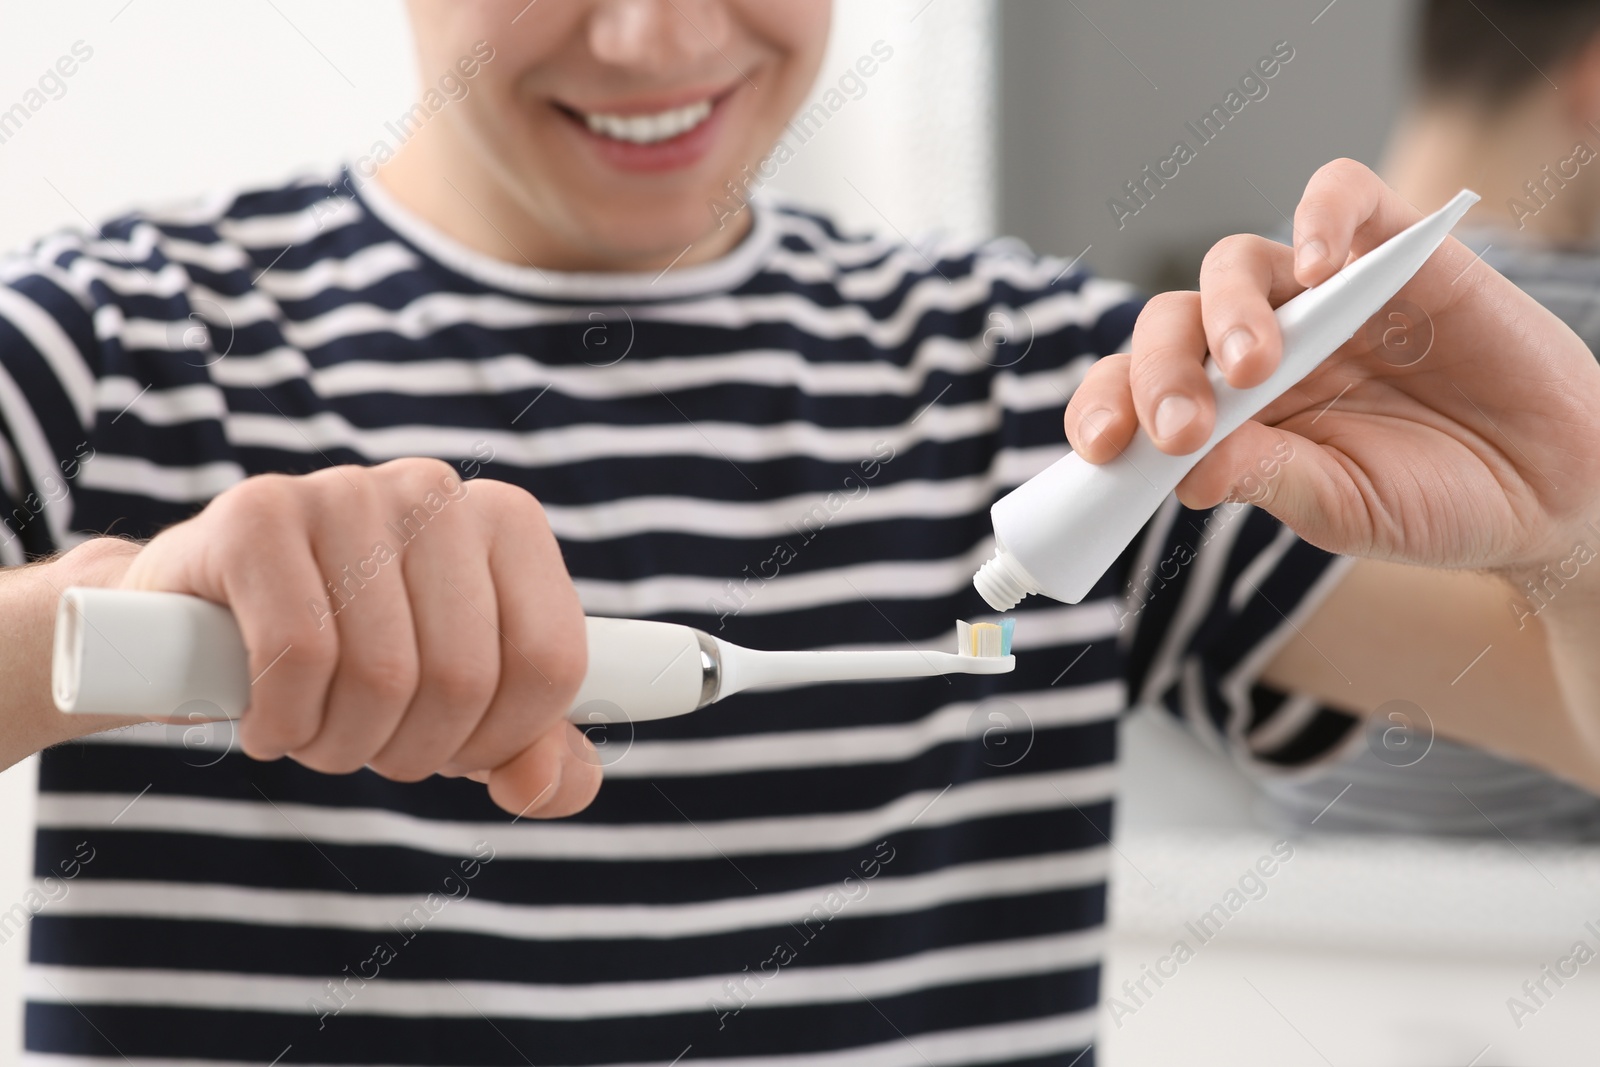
left=1064, top=353, right=1137, bottom=463
left=1292, top=158, right=1423, bottom=286
left=1197, top=234, right=1302, bottom=389
left=366, top=527, right=500, bottom=782
left=123, top=477, right=338, bottom=761
left=436, top=768, right=492, bottom=784
left=290, top=486, right=421, bottom=775
left=1129, top=291, right=1216, bottom=455
left=486, top=723, right=604, bottom=819
left=446, top=484, right=587, bottom=773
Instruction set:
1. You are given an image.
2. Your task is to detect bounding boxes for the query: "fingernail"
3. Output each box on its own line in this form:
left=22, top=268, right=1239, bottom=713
left=1080, top=407, right=1112, bottom=446
left=1296, top=238, right=1328, bottom=275
left=1217, top=329, right=1252, bottom=374
left=528, top=768, right=563, bottom=814
left=577, top=730, right=603, bottom=767
left=1153, top=394, right=1198, bottom=442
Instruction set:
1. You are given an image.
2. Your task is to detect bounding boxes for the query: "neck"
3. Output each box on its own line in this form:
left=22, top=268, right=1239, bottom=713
left=1382, top=98, right=1600, bottom=243
left=373, top=117, right=752, bottom=274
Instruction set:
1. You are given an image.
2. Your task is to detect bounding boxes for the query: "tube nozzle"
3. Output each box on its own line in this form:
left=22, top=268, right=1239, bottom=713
left=974, top=549, right=1039, bottom=611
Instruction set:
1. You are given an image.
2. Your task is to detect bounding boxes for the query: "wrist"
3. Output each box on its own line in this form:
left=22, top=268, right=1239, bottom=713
left=1, top=538, right=146, bottom=766
left=1497, top=537, right=1600, bottom=764
left=1497, top=518, right=1600, bottom=633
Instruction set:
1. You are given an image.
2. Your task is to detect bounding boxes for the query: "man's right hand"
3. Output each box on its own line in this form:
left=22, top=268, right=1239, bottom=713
left=61, top=457, right=597, bottom=818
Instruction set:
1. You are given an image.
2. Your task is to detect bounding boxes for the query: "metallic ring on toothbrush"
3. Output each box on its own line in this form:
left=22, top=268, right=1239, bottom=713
left=695, top=628, right=722, bottom=709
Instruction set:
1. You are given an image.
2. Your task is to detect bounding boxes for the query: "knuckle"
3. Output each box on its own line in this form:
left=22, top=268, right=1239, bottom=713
left=1129, top=342, right=1197, bottom=394
left=480, top=477, right=546, bottom=525
left=294, top=748, right=369, bottom=776
left=342, top=649, right=420, bottom=707
left=212, top=473, right=299, bottom=526
left=420, top=655, right=499, bottom=713
left=365, top=753, right=434, bottom=783
left=263, top=621, right=339, bottom=677
left=1318, top=156, right=1369, bottom=183
left=304, top=463, right=371, bottom=492
left=1133, top=293, right=1199, bottom=351
left=240, top=708, right=320, bottom=757
left=1127, top=348, right=1168, bottom=386
left=1303, top=158, right=1374, bottom=226
left=389, top=456, right=457, bottom=494
left=1201, top=233, right=1261, bottom=275
left=1141, top=290, right=1195, bottom=320
left=1076, top=354, right=1131, bottom=395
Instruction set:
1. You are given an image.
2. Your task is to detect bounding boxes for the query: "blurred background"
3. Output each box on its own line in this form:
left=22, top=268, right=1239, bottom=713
left=4, top=0, right=1600, bottom=1064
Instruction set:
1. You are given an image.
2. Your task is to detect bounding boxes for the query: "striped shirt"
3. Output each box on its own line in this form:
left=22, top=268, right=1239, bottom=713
left=3, top=168, right=1350, bottom=1067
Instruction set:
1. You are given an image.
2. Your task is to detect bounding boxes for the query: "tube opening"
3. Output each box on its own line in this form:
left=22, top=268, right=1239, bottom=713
left=973, top=550, right=1038, bottom=612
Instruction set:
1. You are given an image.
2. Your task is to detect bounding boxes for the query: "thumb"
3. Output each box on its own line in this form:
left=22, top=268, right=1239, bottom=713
left=1175, top=421, right=1352, bottom=555
left=485, top=723, right=604, bottom=819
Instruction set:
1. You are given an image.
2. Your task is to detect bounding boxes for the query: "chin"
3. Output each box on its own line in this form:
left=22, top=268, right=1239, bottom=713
left=571, top=200, right=731, bottom=267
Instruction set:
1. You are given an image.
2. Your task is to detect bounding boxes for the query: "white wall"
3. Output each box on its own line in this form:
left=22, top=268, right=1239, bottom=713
left=0, top=2, right=997, bottom=1062
left=0, top=1, right=415, bottom=254
left=762, top=0, right=996, bottom=243
left=0, top=0, right=995, bottom=256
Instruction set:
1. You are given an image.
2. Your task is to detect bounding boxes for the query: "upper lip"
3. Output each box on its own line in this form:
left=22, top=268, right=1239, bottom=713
left=554, top=80, right=740, bottom=117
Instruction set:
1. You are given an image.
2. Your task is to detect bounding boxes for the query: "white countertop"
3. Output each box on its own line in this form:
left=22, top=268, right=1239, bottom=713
left=1105, top=708, right=1600, bottom=1065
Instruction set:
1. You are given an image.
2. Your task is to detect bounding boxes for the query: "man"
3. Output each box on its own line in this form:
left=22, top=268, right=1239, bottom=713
left=4, top=2, right=1600, bottom=1065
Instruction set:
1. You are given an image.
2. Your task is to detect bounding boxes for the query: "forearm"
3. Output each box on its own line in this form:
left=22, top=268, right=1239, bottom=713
left=1263, top=557, right=1600, bottom=793
left=0, top=538, right=144, bottom=770
left=1510, top=561, right=1600, bottom=763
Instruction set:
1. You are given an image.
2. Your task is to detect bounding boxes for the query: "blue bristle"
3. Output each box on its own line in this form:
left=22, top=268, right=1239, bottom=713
left=1000, top=617, right=1015, bottom=656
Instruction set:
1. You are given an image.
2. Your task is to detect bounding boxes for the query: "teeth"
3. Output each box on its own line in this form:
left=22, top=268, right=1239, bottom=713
left=581, top=99, right=713, bottom=144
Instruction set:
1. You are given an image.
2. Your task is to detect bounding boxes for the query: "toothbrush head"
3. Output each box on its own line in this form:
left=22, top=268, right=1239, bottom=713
left=957, top=618, right=1016, bottom=657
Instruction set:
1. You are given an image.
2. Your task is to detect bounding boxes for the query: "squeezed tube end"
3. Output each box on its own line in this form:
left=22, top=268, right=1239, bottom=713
left=974, top=550, right=1038, bottom=612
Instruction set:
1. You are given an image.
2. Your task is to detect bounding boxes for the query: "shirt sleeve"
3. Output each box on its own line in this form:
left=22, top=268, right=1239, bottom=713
left=1118, top=493, right=1363, bottom=771
left=0, top=233, right=108, bottom=565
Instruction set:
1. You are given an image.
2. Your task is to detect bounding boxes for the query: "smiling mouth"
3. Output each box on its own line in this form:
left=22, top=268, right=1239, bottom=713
left=556, top=88, right=734, bottom=146
left=581, top=99, right=712, bottom=144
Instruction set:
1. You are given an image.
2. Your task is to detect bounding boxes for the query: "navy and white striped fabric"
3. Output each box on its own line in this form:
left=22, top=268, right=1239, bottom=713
left=3, top=168, right=1352, bottom=1067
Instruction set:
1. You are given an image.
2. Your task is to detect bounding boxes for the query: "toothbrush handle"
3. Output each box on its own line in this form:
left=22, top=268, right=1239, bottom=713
left=50, top=588, right=708, bottom=725
left=52, top=587, right=252, bottom=722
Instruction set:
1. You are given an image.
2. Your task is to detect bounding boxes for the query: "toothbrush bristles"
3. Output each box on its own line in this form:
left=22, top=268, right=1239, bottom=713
left=958, top=619, right=1012, bottom=657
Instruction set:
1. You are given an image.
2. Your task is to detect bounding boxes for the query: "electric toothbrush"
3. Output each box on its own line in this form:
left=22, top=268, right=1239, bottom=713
left=973, top=189, right=1481, bottom=610
left=51, top=587, right=1014, bottom=724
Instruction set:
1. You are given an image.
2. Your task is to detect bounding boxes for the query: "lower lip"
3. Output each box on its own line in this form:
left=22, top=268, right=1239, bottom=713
left=565, top=95, right=731, bottom=174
